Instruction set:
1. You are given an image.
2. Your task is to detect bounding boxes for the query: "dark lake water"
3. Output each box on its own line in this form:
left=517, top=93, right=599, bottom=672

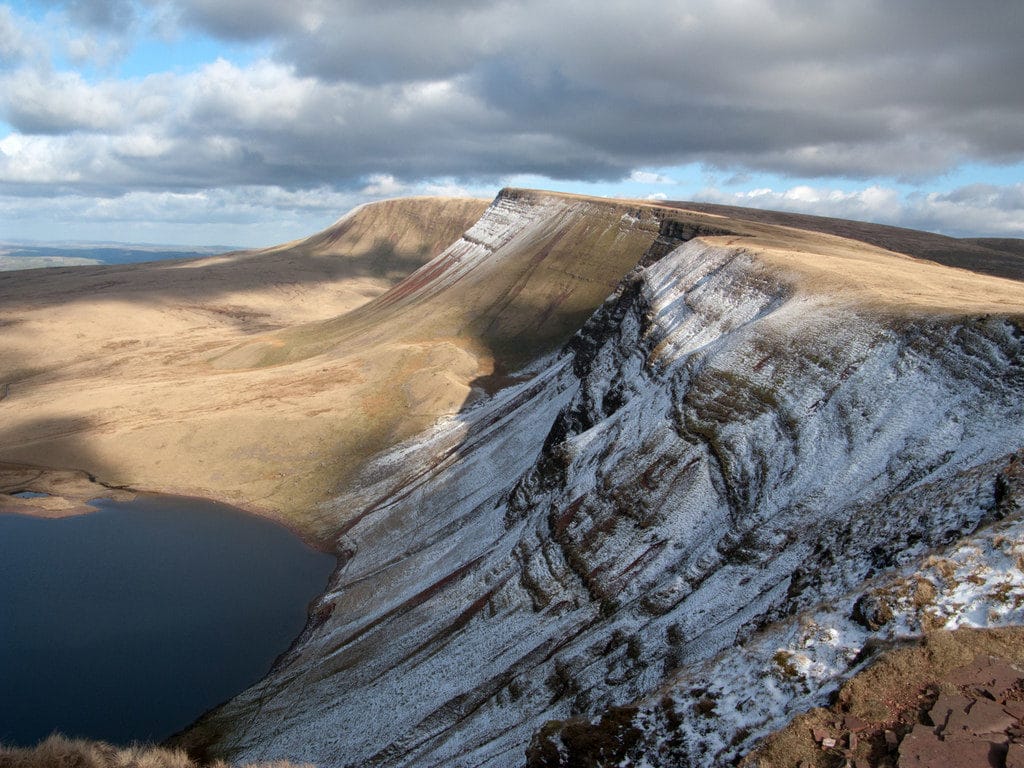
left=0, top=495, right=335, bottom=747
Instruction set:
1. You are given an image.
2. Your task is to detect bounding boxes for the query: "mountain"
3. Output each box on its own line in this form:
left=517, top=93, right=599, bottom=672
left=3, top=190, right=1024, bottom=766
left=0, top=191, right=727, bottom=542
left=0, top=242, right=237, bottom=271
left=173, top=191, right=1019, bottom=767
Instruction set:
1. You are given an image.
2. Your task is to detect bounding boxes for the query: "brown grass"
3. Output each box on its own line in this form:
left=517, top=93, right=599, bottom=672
left=0, top=734, right=312, bottom=768
left=0, top=192, right=686, bottom=543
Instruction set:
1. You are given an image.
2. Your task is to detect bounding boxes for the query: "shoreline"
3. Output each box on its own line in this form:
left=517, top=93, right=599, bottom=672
left=0, top=462, right=135, bottom=519
left=0, top=461, right=335, bottom=555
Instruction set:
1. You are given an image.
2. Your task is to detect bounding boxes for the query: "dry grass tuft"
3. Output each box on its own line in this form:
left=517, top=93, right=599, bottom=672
left=0, top=735, right=313, bottom=768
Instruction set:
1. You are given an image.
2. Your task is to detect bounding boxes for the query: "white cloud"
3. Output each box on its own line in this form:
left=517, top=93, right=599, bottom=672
left=629, top=170, right=676, bottom=185
left=0, top=67, right=128, bottom=133
left=421, top=179, right=474, bottom=197
left=1, top=1, right=1023, bottom=243
left=187, top=58, right=322, bottom=126
left=361, top=174, right=407, bottom=196
left=9, top=0, right=1024, bottom=191
left=0, top=7, right=38, bottom=66
left=696, top=183, right=1024, bottom=237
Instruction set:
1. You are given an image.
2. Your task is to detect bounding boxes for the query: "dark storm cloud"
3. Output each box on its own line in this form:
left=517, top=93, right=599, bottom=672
left=155, top=0, right=1024, bottom=184
left=36, top=0, right=137, bottom=31
left=3, top=0, right=1024, bottom=200
left=173, top=0, right=298, bottom=40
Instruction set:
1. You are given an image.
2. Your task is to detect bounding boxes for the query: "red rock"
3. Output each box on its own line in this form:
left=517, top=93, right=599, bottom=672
left=949, top=655, right=1023, bottom=699
left=885, top=729, right=899, bottom=747
left=849, top=731, right=859, bottom=751
left=946, top=697, right=1016, bottom=739
left=898, top=724, right=945, bottom=767
left=812, top=727, right=829, bottom=742
left=844, top=714, right=869, bottom=732
left=1004, top=700, right=1024, bottom=720
left=928, top=693, right=972, bottom=729
left=1007, top=743, right=1024, bottom=768
left=898, top=728, right=1000, bottom=767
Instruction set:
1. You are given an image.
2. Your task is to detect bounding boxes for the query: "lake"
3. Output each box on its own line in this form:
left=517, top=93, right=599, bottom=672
left=0, top=494, right=335, bottom=747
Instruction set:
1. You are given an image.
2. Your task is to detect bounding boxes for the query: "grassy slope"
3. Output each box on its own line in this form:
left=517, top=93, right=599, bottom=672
left=0, top=192, right=697, bottom=543
left=0, top=197, right=488, bottom=544
left=2, top=190, right=1023, bottom=762
left=667, top=200, right=1024, bottom=282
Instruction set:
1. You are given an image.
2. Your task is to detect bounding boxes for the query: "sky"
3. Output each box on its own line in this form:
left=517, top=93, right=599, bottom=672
left=1, top=0, right=1023, bottom=247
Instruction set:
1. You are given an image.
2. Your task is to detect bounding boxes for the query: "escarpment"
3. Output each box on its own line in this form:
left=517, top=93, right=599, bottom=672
left=4, top=188, right=1023, bottom=765
left=180, top=217, right=1024, bottom=767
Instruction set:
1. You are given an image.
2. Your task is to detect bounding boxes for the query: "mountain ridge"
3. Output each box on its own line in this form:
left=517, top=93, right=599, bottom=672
left=170, top=193, right=1024, bottom=766
left=2, top=189, right=1023, bottom=767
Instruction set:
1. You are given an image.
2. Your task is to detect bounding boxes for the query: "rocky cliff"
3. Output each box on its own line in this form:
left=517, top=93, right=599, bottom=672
left=180, top=197, right=1024, bottom=766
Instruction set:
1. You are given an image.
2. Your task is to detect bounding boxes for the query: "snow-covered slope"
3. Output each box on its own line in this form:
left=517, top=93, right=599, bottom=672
left=179, top=220, right=1024, bottom=768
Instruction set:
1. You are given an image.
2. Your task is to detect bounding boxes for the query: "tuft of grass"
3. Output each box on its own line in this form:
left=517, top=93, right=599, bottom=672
left=0, top=734, right=314, bottom=768
left=772, top=650, right=800, bottom=680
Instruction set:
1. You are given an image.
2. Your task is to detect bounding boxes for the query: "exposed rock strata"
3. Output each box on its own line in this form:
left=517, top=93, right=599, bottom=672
left=183, top=231, right=1024, bottom=767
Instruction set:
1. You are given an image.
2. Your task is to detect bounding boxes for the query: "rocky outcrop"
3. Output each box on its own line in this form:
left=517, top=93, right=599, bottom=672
left=741, top=628, right=1024, bottom=768
left=182, top=230, right=1024, bottom=767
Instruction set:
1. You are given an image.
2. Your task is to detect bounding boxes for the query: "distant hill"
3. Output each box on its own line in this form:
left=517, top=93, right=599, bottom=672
left=0, top=242, right=237, bottom=271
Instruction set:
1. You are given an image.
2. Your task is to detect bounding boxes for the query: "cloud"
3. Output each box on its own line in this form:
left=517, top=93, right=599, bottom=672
left=694, top=182, right=1024, bottom=237
left=173, top=0, right=304, bottom=41
left=0, top=7, right=43, bottom=67
left=629, top=170, right=676, bottom=185
left=0, top=68, right=131, bottom=133
left=163, top=0, right=1024, bottom=181
left=37, top=0, right=138, bottom=32
left=360, top=174, right=406, bottom=196
left=1, top=0, right=1024, bottom=242
left=0, top=177, right=495, bottom=246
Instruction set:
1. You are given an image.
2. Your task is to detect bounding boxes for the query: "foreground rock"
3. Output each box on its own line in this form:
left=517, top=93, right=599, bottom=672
left=745, top=630, right=1024, bottom=768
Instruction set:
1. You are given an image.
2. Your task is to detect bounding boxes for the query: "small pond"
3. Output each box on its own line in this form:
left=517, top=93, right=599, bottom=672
left=0, top=494, right=335, bottom=747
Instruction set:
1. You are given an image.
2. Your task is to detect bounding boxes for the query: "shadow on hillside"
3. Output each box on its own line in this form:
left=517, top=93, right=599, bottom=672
left=0, top=196, right=488, bottom=331
left=0, top=416, right=132, bottom=535
left=0, top=239, right=434, bottom=322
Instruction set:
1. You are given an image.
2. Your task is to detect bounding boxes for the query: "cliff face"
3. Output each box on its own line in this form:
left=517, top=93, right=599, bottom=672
left=184, top=227, right=1024, bottom=766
